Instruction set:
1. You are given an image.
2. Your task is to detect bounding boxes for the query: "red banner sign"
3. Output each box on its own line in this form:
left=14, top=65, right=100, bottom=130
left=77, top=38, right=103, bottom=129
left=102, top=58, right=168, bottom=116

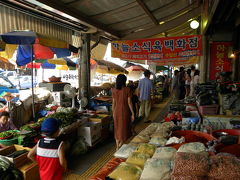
left=148, top=56, right=200, bottom=66
left=111, top=35, right=202, bottom=61
left=210, top=42, right=232, bottom=80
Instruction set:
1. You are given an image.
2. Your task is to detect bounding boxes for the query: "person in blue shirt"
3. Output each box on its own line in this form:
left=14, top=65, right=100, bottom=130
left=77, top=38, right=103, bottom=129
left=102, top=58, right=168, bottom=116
left=137, top=70, right=153, bottom=123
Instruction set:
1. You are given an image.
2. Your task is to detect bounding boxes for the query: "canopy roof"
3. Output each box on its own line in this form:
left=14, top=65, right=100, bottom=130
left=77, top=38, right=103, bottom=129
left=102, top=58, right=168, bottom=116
left=6, top=0, right=202, bottom=40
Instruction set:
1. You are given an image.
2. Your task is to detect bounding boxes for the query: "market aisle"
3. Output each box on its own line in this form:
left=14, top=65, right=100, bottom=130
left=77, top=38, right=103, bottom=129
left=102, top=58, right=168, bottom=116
left=63, top=97, right=171, bottom=180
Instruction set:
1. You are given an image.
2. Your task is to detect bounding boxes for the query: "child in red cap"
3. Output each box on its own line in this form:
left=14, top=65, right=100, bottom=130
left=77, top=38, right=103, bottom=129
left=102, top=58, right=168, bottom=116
left=28, top=118, right=67, bottom=180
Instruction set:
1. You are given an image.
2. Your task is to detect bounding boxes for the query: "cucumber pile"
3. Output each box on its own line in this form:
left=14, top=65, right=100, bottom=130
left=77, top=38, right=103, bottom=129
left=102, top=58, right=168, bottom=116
left=0, top=156, right=23, bottom=180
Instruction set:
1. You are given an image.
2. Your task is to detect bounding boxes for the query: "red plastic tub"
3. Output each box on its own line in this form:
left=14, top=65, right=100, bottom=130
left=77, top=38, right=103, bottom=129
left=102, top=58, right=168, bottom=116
left=167, top=130, right=216, bottom=150
left=213, top=129, right=240, bottom=137
left=213, top=129, right=240, bottom=158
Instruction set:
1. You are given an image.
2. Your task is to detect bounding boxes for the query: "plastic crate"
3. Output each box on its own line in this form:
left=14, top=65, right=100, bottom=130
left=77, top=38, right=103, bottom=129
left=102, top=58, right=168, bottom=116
left=198, top=104, right=219, bottom=115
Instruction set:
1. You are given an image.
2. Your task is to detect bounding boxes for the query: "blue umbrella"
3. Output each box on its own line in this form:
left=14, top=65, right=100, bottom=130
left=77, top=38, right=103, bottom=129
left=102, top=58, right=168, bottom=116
left=1, top=31, right=36, bottom=45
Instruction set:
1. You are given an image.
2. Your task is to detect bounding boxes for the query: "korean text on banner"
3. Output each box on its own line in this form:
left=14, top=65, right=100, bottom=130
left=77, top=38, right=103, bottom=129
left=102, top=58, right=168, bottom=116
left=111, top=35, right=202, bottom=60
left=210, top=42, right=232, bottom=80
left=147, top=56, right=200, bottom=66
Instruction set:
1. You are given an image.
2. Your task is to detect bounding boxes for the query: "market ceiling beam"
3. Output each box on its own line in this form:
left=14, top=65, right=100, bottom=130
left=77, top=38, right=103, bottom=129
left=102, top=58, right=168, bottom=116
left=106, top=0, right=176, bottom=29
left=120, top=2, right=199, bottom=36
left=135, top=0, right=158, bottom=25
left=121, top=6, right=201, bottom=39
left=34, top=0, right=120, bottom=39
left=90, top=2, right=138, bottom=19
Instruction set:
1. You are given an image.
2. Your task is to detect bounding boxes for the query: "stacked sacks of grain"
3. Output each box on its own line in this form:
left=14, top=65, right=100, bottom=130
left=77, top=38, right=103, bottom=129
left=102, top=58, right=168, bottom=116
left=140, top=159, right=172, bottom=180
left=114, top=144, right=138, bottom=159
left=171, top=142, right=209, bottom=179
left=208, top=154, right=240, bottom=179
left=172, top=152, right=210, bottom=180
left=108, top=162, right=142, bottom=180
left=140, top=147, right=177, bottom=180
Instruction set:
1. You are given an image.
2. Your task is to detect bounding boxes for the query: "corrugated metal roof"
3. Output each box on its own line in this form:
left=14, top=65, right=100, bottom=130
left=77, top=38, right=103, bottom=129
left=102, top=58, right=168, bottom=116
left=6, top=0, right=202, bottom=40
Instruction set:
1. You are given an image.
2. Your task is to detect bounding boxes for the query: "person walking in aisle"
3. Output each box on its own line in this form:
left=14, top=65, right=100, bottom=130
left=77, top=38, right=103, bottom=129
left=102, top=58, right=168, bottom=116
left=178, top=67, right=186, bottom=100
left=138, top=70, right=153, bottom=123
left=112, top=74, right=135, bottom=150
left=190, top=69, right=200, bottom=96
left=171, top=70, right=180, bottom=100
left=185, top=69, right=191, bottom=98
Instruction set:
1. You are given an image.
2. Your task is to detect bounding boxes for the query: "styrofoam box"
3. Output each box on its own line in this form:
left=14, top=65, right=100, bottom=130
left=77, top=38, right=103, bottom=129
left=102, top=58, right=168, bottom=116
left=182, top=111, right=200, bottom=124
left=78, top=122, right=102, bottom=146
left=203, top=115, right=240, bottom=130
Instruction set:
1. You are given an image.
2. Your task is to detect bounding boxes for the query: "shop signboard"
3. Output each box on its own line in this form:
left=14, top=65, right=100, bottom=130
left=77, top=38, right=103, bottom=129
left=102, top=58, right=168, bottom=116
left=111, top=35, right=202, bottom=61
left=210, top=42, right=232, bottom=80
left=147, top=56, right=199, bottom=66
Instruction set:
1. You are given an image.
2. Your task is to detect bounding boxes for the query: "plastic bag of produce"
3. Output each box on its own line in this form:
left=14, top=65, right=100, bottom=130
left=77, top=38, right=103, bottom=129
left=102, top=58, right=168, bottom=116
left=149, top=137, right=167, bottom=147
left=152, top=147, right=177, bottom=160
left=151, top=130, right=169, bottom=138
left=108, top=162, right=142, bottom=180
left=166, top=137, right=185, bottom=145
left=126, top=152, right=150, bottom=168
left=131, top=135, right=150, bottom=143
left=172, top=152, right=209, bottom=177
left=114, top=144, right=137, bottom=159
left=135, top=143, right=156, bottom=156
left=139, top=124, right=158, bottom=136
left=158, top=122, right=175, bottom=131
left=140, top=159, right=172, bottom=180
left=177, top=142, right=206, bottom=153
left=208, top=154, right=240, bottom=179
left=70, top=138, right=88, bottom=156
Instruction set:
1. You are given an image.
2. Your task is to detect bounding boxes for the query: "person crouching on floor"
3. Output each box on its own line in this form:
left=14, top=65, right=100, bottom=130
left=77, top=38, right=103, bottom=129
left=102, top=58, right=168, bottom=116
left=28, top=118, right=67, bottom=180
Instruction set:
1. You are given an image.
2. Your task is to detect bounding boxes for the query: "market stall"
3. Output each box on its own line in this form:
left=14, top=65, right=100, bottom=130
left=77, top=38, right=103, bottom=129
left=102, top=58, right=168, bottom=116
left=89, top=87, right=240, bottom=180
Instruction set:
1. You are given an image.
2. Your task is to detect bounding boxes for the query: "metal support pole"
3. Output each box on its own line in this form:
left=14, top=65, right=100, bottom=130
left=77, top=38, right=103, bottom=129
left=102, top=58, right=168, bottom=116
left=200, top=35, right=208, bottom=83
left=31, top=46, right=35, bottom=120
left=80, top=33, right=91, bottom=100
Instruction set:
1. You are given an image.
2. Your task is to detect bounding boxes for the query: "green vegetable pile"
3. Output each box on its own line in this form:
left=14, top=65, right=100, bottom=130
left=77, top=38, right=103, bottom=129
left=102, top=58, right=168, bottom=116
left=0, top=130, right=18, bottom=139
left=47, top=111, right=78, bottom=128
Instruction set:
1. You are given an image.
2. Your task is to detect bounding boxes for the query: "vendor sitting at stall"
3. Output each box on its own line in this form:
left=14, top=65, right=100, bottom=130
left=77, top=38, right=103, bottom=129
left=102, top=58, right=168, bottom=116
left=0, top=111, right=17, bottom=132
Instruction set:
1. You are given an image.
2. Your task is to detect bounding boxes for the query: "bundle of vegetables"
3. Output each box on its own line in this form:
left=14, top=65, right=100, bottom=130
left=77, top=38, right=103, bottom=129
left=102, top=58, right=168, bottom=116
left=56, top=107, right=78, bottom=114
left=0, top=155, right=23, bottom=180
left=0, top=130, right=18, bottom=140
left=29, top=122, right=41, bottom=129
left=20, top=122, right=41, bottom=132
left=20, top=131, right=39, bottom=147
left=7, top=150, right=28, bottom=158
left=20, top=124, right=33, bottom=132
left=47, top=111, right=78, bottom=128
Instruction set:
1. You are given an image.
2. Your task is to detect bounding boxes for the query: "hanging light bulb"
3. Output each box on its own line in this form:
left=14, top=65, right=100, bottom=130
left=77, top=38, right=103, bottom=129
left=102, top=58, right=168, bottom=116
left=190, top=20, right=199, bottom=29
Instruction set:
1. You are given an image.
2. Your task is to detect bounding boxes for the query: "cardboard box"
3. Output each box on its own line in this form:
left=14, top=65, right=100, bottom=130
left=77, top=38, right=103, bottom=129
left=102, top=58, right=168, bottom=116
left=78, top=122, right=102, bottom=146
left=0, top=145, right=31, bottom=167
left=89, top=114, right=111, bottom=127
left=18, top=158, right=40, bottom=180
